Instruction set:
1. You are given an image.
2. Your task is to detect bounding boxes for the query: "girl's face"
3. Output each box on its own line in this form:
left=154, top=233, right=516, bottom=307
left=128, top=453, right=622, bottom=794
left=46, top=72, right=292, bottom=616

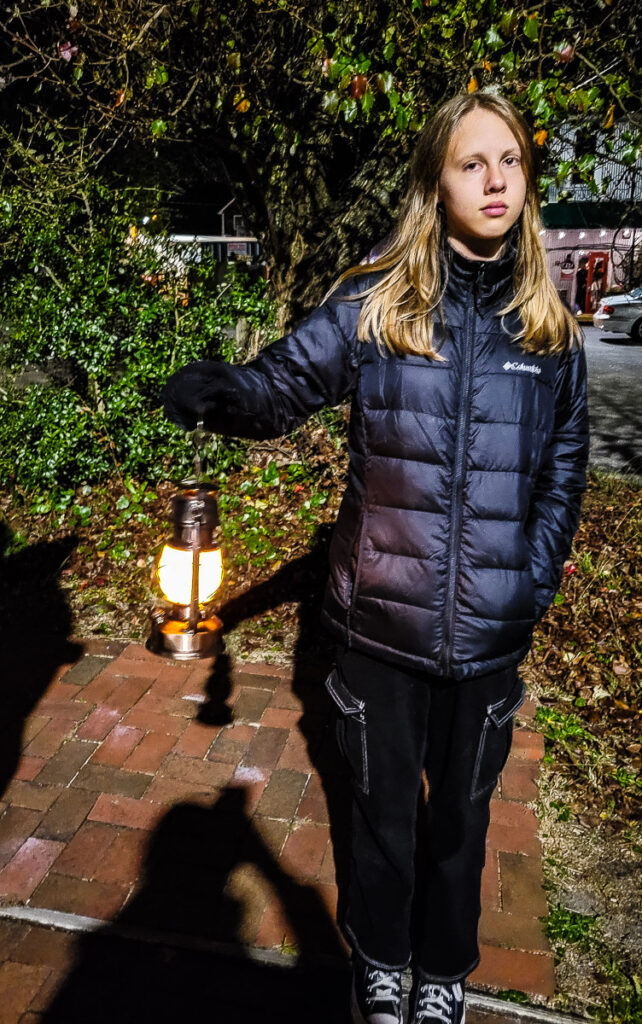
left=437, top=108, right=527, bottom=260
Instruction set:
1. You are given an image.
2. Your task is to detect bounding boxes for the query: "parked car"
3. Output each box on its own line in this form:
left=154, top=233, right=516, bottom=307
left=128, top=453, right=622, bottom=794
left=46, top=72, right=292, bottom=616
left=593, top=286, right=642, bottom=342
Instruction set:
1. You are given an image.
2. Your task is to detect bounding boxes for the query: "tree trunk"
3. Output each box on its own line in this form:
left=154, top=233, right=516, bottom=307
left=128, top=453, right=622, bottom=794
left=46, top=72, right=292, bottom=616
left=253, top=145, right=409, bottom=335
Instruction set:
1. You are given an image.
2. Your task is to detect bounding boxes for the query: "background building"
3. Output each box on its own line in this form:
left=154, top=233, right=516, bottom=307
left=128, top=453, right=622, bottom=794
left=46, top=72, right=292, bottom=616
left=541, top=120, right=642, bottom=312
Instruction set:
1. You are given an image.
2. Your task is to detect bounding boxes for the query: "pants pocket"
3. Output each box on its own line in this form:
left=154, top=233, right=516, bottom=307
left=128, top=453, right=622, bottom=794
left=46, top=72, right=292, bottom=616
left=469, top=673, right=526, bottom=802
left=324, top=666, right=370, bottom=796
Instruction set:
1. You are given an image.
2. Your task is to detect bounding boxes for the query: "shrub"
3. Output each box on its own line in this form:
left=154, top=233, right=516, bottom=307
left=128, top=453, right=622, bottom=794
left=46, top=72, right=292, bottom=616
left=0, top=175, right=277, bottom=491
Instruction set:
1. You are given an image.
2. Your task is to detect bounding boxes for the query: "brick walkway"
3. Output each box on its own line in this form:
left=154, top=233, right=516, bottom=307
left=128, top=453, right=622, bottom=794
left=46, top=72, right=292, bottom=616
left=0, top=641, right=554, bottom=1022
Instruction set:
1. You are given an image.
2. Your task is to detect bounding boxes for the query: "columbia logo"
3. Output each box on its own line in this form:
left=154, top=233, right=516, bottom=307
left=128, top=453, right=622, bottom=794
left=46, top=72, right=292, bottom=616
left=503, top=360, right=542, bottom=375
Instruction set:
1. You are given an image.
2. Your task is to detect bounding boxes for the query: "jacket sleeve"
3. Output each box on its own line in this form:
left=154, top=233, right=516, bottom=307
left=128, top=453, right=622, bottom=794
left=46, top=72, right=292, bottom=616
left=163, top=279, right=364, bottom=438
left=524, top=343, right=590, bottom=622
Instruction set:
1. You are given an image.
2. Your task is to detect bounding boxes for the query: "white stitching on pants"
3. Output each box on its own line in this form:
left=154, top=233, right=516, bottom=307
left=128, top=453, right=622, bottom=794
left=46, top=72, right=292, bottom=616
left=325, top=668, right=369, bottom=795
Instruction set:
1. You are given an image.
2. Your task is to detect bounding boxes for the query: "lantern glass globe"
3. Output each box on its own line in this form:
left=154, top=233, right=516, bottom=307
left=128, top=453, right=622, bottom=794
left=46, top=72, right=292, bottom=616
left=157, top=544, right=223, bottom=606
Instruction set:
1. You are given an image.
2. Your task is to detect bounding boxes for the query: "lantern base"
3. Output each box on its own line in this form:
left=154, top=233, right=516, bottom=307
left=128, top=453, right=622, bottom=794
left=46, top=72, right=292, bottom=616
left=149, top=609, right=223, bottom=661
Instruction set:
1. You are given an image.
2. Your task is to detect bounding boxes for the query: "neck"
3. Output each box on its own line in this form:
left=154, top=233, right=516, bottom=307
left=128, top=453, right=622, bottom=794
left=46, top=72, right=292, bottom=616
left=447, top=234, right=506, bottom=262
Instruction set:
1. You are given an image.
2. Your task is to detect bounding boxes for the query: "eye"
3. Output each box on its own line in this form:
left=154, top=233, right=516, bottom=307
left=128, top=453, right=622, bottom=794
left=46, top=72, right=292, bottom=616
left=463, top=162, right=480, bottom=171
left=505, top=155, right=521, bottom=166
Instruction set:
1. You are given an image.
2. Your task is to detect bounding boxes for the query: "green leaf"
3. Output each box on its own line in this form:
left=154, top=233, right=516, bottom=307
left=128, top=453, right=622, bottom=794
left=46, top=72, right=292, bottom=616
left=395, top=105, right=411, bottom=131
left=526, top=80, right=546, bottom=102
left=383, top=40, right=395, bottom=61
left=150, top=119, right=167, bottom=138
left=499, top=9, right=516, bottom=35
left=500, top=52, right=520, bottom=74
left=361, top=89, right=374, bottom=115
left=577, top=153, right=597, bottom=173
left=388, top=89, right=400, bottom=110
left=523, top=15, right=540, bottom=42
left=470, top=39, right=483, bottom=60
left=341, top=97, right=358, bottom=122
left=485, top=25, right=503, bottom=50
left=533, top=98, right=553, bottom=120
left=621, top=144, right=640, bottom=166
left=557, top=159, right=573, bottom=180
left=377, top=71, right=394, bottom=94
left=321, top=90, right=340, bottom=114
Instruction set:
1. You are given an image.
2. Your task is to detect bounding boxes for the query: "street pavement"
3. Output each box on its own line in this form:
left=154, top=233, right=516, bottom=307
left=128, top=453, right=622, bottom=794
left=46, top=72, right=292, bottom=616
left=582, top=324, right=642, bottom=477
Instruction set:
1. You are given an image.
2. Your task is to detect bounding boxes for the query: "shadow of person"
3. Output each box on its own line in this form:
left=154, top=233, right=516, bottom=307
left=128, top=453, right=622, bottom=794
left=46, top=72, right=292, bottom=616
left=208, top=524, right=353, bottom=911
left=41, top=786, right=351, bottom=1023
left=0, top=521, right=82, bottom=799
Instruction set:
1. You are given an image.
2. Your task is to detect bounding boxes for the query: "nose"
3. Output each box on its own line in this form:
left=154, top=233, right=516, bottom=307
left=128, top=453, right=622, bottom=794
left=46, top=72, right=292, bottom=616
left=485, top=162, right=507, bottom=193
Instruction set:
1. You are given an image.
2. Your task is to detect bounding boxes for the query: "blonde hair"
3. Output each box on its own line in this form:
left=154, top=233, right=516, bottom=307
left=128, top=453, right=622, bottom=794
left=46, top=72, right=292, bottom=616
left=324, top=92, right=581, bottom=359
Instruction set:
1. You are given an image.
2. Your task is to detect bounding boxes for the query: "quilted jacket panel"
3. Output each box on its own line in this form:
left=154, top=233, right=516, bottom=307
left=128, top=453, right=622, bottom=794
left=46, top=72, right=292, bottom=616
left=190, top=239, right=589, bottom=680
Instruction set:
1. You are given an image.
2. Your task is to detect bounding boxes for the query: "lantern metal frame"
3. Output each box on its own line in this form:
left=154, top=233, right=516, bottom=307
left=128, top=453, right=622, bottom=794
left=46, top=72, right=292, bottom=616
left=149, top=480, right=223, bottom=661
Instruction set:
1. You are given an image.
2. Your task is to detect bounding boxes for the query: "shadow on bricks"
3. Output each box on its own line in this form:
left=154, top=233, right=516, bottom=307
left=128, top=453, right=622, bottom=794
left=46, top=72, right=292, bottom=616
left=0, top=522, right=82, bottom=801
left=41, top=786, right=352, bottom=1023
left=195, top=650, right=234, bottom=727
left=214, top=524, right=353, bottom=909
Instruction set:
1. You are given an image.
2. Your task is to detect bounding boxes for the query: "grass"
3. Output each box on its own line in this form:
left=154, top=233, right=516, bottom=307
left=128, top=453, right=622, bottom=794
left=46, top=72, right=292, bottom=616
left=542, top=905, right=642, bottom=1023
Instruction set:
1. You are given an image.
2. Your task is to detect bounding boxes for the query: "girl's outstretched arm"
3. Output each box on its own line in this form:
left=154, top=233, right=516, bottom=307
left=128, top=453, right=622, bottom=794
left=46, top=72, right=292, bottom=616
left=162, top=278, right=364, bottom=438
left=524, top=344, right=590, bottom=622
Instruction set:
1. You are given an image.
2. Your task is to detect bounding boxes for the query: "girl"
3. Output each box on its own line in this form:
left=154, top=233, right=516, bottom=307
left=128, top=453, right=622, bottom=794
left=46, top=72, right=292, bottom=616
left=163, top=92, right=589, bottom=1024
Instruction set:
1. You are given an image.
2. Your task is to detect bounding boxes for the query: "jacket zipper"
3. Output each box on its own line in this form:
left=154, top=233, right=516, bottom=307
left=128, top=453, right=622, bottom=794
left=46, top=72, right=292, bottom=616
left=441, top=272, right=479, bottom=674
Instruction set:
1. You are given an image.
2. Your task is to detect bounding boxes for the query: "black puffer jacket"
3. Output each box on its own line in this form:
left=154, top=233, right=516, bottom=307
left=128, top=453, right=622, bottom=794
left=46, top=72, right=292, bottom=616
left=164, top=240, right=589, bottom=680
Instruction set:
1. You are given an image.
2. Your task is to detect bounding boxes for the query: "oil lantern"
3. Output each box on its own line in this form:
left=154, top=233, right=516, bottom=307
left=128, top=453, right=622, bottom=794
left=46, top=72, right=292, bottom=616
left=150, top=477, right=224, bottom=660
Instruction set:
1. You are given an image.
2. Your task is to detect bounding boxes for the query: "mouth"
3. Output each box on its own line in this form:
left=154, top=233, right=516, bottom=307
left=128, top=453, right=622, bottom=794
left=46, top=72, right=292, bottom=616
left=482, top=203, right=508, bottom=218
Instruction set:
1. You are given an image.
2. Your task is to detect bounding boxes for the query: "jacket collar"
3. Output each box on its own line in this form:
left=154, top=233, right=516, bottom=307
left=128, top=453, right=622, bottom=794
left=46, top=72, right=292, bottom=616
left=441, top=223, right=519, bottom=312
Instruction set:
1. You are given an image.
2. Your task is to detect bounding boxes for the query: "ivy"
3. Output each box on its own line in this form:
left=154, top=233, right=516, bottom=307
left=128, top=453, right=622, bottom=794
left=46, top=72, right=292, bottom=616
left=0, top=175, right=277, bottom=490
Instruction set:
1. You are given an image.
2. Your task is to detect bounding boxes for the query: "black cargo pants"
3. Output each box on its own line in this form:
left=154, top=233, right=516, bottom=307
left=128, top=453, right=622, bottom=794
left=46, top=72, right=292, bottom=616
left=326, top=644, right=526, bottom=983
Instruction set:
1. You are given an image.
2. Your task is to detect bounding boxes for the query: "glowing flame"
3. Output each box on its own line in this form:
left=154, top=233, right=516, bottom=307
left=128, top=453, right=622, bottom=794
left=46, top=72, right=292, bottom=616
left=157, top=544, right=223, bottom=606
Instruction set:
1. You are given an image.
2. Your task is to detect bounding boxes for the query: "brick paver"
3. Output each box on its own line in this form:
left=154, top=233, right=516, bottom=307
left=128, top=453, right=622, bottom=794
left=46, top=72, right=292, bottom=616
left=0, top=838, right=64, bottom=899
left=0, top=643, right=556, bottom=1018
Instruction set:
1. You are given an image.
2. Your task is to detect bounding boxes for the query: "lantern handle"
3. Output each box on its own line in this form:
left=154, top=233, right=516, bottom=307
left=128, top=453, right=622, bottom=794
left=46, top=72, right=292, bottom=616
left=190, top=418, right=212, bottom=484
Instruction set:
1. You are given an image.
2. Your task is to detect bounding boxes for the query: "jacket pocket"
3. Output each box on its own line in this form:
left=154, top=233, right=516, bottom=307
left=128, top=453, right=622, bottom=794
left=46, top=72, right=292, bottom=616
left=470, top=673, right=526, bottom=802
left=324, top=667, right=369, bottom=795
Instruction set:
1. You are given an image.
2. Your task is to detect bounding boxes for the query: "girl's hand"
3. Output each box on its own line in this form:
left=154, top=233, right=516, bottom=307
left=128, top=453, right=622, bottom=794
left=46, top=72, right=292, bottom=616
left=162, top=360, right=222, bottom=432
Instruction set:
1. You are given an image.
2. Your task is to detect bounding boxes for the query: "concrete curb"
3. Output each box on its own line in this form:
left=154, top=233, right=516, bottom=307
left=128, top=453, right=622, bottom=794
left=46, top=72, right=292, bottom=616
left=0, top=905, right=589, bottom=1024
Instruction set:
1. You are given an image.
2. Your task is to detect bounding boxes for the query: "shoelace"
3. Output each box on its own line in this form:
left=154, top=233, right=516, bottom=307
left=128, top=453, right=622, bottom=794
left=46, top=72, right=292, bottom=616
left=366, top=969, right=402, bottom=1009
left=415, top=981, right=463, bottom=1023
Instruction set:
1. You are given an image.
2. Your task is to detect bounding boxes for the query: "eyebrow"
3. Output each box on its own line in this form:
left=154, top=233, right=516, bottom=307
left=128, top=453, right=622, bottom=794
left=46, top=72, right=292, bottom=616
left=459, top=148, right=521, bottom=161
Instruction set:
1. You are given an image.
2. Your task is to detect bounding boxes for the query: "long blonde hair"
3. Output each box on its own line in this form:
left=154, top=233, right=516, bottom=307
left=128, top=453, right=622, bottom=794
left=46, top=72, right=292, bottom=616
left=324, top=92, right=581, bottom=359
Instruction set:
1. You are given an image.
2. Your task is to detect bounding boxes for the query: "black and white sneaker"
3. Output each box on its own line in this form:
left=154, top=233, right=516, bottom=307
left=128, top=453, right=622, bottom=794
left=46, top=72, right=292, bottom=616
left=350, top=953, right=403, bottom=1024
left=409, top=977, right=465, bottom=1023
